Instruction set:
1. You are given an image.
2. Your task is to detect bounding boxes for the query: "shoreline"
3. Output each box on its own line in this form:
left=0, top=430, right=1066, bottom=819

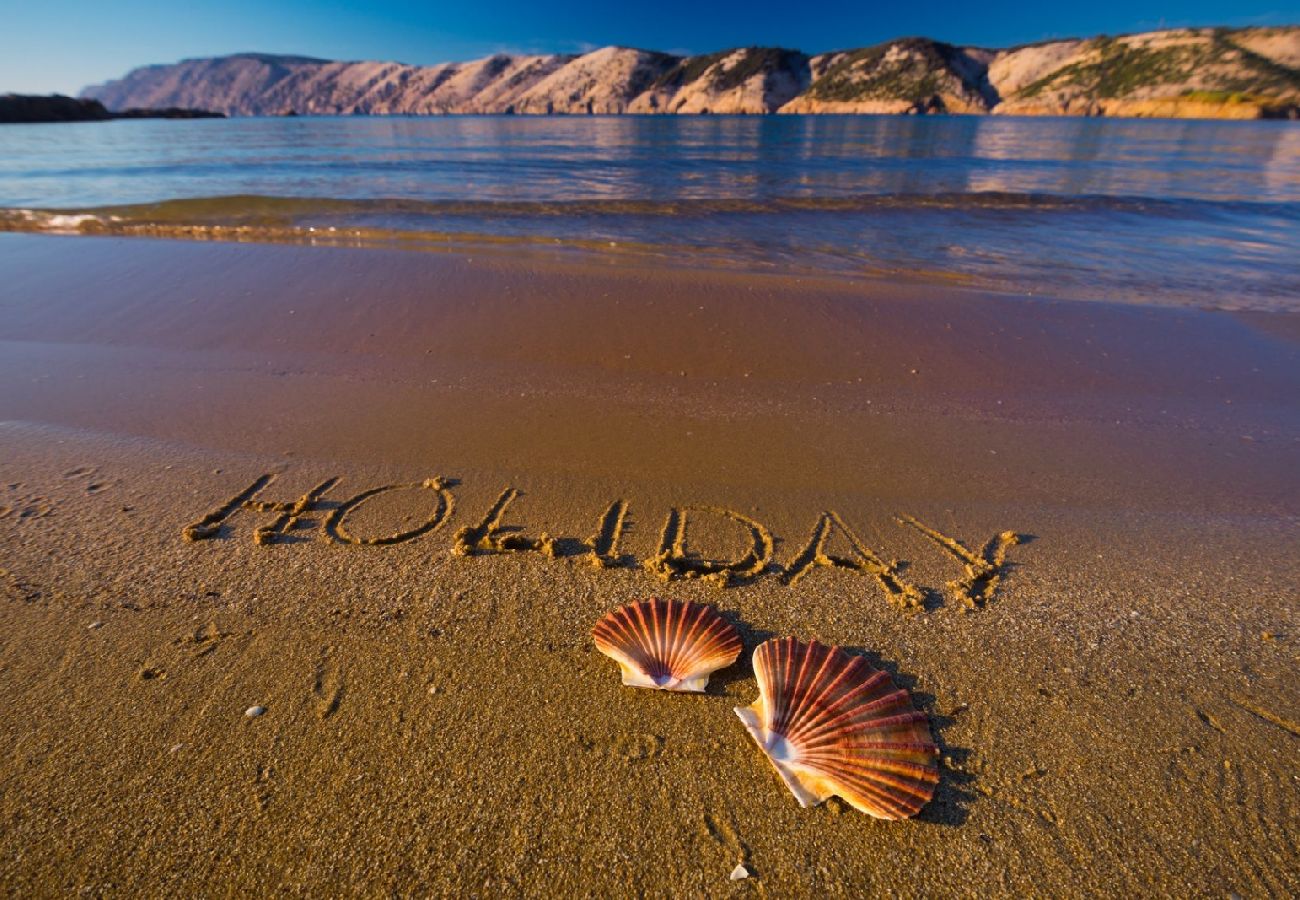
left=0, top=221, right=1293, bottom=314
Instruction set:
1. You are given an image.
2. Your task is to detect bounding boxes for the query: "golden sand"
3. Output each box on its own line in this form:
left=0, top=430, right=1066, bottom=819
left=0, top=234, right=1296, bottom=895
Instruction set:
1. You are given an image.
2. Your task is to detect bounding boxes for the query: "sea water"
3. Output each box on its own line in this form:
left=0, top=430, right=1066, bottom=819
left=1, top=114, right=1296, bottom=309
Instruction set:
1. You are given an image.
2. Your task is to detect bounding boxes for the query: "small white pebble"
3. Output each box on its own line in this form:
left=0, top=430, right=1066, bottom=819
left=729, top=864, right=749, bottom=881
left=245, top=706, right=266, bottom=718
left=169, top=743, right=183, bottom=753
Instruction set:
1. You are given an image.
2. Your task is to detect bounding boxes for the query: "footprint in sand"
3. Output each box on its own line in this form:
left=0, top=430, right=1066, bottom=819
left=313, top=651, right=346, bottom=720
left=138, top=665, right=167, bottom=681
left=701, top=811, right=753, bottom=878
left=174, top=621, right=230, bottom=659
left=0, top=494, right=54, bottom=521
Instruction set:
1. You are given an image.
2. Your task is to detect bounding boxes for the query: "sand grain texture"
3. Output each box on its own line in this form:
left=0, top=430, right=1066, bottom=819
left=0, top=234, right=1297, bottom=896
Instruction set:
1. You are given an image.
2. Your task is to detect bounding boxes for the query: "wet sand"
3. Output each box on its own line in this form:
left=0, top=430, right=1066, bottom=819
left=0, top=232, right=1297, bottom=896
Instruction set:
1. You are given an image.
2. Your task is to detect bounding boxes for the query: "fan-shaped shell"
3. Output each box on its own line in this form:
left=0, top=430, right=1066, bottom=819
left=734, top=637, right=939, bottom=820
left=592, top=598, right=742, bottom=692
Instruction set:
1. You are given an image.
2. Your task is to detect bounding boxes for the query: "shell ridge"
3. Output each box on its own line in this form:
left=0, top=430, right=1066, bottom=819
left=782, top=640, right=838, bottom=743
left=803, top=740, right=939, bottom=759
left=829, top=765, right=939, bottom=805
left=673, top=607, right=701, bottom=677
left=784, top=652, right=882, bottom=745
left=775, top=638, right=801, bottom=733
left=600, top=609, right=641, bottom=652
left=667, top=598, right=687, bottom=677
left=667, top=601, right=690, bottom=676
left=801, top=752, right=939, bottom=781
left=674, top=606, right=724, bottom=678
left=851, top=710, right=932, bottom=732
left=678, top=604, right=720, bottom=676
left=754, top=641, right=783, bottom=733
left=769, top=638, right=801, bottom=735
left=801, top=726, right=936, bottom=754
left=633, top=602, right=665, bottom=678
left=658, top=598, right=676, bottom=676
left=815, top=760, right=935, bottom=809
left=649, top=599, right=667, bottom=676
left=616, top=604, right=656, bottom=678
left=608, top=606, right=640, bottom=655
left=790, top=758, right=920, bottom=818
left=701, top=614, right=736, bottom=662
left=798, top=746, right=940, bottom=790
left=793, top=686, right=917, bottom=745
left=784, top=652, right=875, bottom=744
left=599, top=604, right=654, bottom=676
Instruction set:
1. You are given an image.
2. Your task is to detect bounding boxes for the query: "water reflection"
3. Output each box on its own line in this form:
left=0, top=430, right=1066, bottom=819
left=3, top=115, right=1298, bottom=207
left=0, top=115, right=1297, bottom=308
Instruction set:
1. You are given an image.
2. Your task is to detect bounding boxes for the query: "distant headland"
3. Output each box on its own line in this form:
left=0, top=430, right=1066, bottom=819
left=79, top=26, right=1300, bottom=120
left=0, top=94, right=223, bottom=124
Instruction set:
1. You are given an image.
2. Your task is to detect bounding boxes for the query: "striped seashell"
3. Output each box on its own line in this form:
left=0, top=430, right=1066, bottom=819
left=592, top=598, right=742, bottom=693
left=734, top=637, right=939, bottom=820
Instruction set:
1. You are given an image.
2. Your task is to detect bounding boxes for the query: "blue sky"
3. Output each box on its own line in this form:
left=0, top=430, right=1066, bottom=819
left=4, top=0, right=1298, bottom=95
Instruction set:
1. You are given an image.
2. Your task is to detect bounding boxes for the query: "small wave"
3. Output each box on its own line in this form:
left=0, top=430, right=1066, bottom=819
left=2, top=209, right=122, bottom=233
left=3, top=191, right=1294, bottom=232
left=0, top=206, right=689, bottom=264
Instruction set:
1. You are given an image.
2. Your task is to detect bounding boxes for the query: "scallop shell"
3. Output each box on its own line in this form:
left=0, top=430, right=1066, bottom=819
left=734, top=637, right=939, bottom=820
left=592, top=598, right=742, bottom=692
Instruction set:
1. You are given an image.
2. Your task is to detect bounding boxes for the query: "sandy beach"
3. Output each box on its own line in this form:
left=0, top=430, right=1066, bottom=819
left=0, top=232, right=1297, bottom=895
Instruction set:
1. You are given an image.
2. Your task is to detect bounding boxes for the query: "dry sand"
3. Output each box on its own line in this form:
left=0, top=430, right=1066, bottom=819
left=0, top=233, right=1296, bottom=896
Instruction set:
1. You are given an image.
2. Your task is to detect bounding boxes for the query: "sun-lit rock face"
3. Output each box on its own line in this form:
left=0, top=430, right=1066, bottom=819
left=989, top=27, right=1300, bottom=117
left=511, top=47, right=680, bottom=114
left=82, top=27, right=1300, bottom=119
left=629, top=48, right=812, bottom=114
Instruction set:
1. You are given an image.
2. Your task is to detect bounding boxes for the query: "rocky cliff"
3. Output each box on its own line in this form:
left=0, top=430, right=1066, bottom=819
left=82, top=27, right=1300, bottom=119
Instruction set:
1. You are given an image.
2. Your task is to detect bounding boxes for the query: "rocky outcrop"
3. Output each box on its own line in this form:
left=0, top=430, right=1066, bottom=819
left=0, top=94, right=222, bottom=124
left=80, top=26, right=1300, bottom=119
left=629, top=48, right=811, bottom=113
left=1, top=94, right=112, bottom=122
left=781, top=39, right=995, bottom=113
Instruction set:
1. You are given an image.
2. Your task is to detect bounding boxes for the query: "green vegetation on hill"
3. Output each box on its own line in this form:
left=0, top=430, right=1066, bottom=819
left=1179, top=89, right=1260, bottom=104
left=650, top=47, right=806, bottom=92
left=710, top=48, right=805, bottom=91
left=624, top=52, right=680, bottom=97
left=805, top=38, right=960, bottom=102
left=1016, top=31, right=1300, bottom=100
left=651, top=51, right=730, bottom=90
left=1217, top=36, right=1300, bottom=95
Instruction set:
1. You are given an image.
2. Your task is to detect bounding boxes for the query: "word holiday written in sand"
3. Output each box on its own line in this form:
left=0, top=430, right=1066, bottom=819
left=183, top=473, right=1023, bottom=611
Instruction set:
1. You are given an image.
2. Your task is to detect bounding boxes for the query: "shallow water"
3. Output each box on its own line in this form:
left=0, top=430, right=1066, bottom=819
left=1, top=115, right=1298, bottom=308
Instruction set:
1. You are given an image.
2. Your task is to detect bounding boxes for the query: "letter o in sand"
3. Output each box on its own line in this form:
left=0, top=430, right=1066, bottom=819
left=326, top=478, right=455, bottom=546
